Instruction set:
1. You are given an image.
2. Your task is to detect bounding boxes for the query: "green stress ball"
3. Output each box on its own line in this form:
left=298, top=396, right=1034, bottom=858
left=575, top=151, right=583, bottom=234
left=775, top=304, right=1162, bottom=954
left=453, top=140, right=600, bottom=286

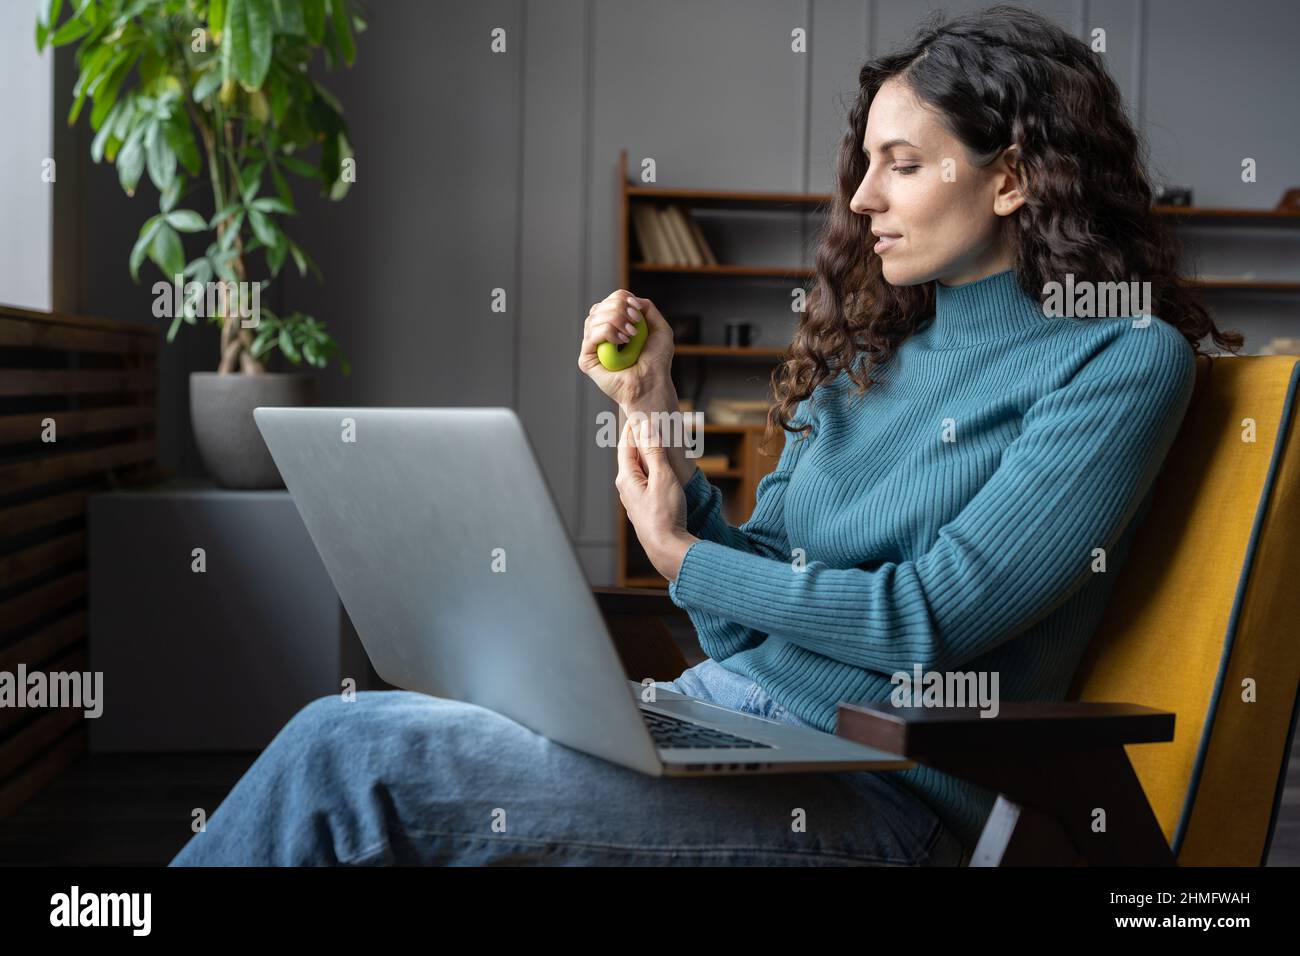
left=597, top=308, right=648, bottom=371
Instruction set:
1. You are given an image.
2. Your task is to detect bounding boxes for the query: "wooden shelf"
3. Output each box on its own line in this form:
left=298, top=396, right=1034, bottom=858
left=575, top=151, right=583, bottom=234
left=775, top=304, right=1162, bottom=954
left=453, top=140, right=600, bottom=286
left=623, top=575, right=669, bottom=589
left=627, top=185, right=831, bottom=210
left=1153, top=205, right=1300, bottom=224
left=1182, top=279, right=1300, bottom=292
left=675, top=344, right=786, bottom=359
left=632, top=262, right=813, bottom=278
left=700, top=422, right=769, bottom=432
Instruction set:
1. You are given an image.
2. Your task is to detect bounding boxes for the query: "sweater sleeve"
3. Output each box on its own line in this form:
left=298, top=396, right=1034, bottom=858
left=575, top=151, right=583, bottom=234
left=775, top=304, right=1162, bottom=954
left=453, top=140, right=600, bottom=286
left=669, top=400, right=817, bottom=660
left=666, top=323, right=1197, bottom=674
left=681, top=399, right=815, bottom=558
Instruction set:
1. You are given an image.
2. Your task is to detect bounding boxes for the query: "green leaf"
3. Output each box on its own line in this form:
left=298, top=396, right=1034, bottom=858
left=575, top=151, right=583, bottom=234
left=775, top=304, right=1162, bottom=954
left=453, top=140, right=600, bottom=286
left=165, top=210, right=208, bottom=232
left=164, top=116, right=201, bottom=175
left=130, top=215, right=163, bottom=282
left=66, top=46, right=110, bottom=126
left=89, top=53, right=135, bottom=130
left=247, top=207, right=279, bottom=247
left=159, top=177, right=182, bottom=212
left=192, top=68, right=223, bottom=103
left=227, top=0, right=274, bottom=89
left=49, top=14, right=90, bottom=46
left=278, top=153, right=318, bottom=179
left=269, top=158, right=293, bottom=204
left=302, top=0, right=325, bottom=42
left=209, top=0, right=227, bottom=39
left=212, top=249, right=240, bottom=282
left=328, top=131, right=353, bottom=200
left=183, top=256, right=214, bottom=283
left=219, top=210, right=245, bottom=250
left=90, top=101, right=122, bottom=163
left=149, top=224, right=186, bottom=280
left=279, top=326, right=301, bottom=362
left=239, top=160, right=265, bottom=199
left=266, top=236, right=287, bottom=276
left=116, top=134, right=146, bottom=195
left=286, top=237, right=320, bottom=281
left=268, top=71, right=290, bottom=124
left=208, top=201, right=242, bottom=228
left=251, top=196, right=294, bottom=214
left=330, top=0, right=355, bottom=66
left=144, top=119, right=177, bottom=192
left=73, top=43, right=114, bottom=101
left=111, top=95, right=137, bottom=139
left=274, top=0, right=306, bottom=34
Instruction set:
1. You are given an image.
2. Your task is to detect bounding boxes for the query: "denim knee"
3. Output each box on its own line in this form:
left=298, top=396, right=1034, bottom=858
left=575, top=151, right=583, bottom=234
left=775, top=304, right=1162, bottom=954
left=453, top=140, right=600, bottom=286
left=279, top=690, right=391, bottom=738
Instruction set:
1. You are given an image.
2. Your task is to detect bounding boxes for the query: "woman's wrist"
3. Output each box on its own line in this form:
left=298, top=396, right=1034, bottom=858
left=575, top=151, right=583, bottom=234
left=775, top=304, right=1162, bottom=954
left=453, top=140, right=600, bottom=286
left=621, top=382, right=698, bottom=487
left=622, top=376, right=677, bottom=415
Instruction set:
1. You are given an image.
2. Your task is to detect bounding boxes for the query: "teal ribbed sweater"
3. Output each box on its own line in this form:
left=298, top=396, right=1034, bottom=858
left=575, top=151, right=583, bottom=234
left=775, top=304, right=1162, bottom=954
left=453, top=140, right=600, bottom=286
left=666, top=267, right=1197, bottom=854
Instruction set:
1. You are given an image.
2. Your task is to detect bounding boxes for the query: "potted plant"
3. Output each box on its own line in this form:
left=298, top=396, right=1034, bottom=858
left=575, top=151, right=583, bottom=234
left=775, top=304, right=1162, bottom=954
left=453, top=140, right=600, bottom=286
left=38, top=0, right=362, bottom=488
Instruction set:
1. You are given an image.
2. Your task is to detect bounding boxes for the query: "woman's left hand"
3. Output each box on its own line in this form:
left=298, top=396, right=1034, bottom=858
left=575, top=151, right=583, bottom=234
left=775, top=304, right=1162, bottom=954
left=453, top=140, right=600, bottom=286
left=616, top=416, right=698, bottom=581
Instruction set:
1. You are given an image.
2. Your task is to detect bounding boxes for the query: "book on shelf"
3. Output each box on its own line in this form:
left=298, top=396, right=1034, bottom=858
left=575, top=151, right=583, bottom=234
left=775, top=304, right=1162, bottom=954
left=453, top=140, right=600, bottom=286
left=685, top=212, right=719, bottom=266
left=630, top=203, right=718, bottom=266
left=631, top=204, right=668, bottom=263
left=664, top=205, right=703, bottom=267
left=693, top=454, right=731, bottom=473
left=656, top=204, right=688, bottom=263
left=706, top=397, right=771, bottom=425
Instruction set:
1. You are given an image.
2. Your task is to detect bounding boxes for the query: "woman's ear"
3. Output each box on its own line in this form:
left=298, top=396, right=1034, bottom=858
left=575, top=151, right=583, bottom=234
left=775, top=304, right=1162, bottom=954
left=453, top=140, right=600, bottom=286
left=993, top=144, right=1027, bottom=216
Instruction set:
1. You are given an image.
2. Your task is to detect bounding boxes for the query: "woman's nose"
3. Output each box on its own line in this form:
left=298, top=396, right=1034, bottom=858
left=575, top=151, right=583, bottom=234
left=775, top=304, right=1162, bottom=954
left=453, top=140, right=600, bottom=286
left=850, top=173, right=882, bottom=216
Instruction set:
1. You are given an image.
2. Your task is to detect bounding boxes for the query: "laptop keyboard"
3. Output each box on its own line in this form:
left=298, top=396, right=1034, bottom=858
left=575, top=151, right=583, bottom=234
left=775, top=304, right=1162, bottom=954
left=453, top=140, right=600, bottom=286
left=641, top=709, right=773, bottom=750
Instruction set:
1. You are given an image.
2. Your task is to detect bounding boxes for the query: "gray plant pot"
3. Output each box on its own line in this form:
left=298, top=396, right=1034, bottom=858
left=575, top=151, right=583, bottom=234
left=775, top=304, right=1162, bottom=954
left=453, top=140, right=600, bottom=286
left=190, top=371, right=317, bottom=489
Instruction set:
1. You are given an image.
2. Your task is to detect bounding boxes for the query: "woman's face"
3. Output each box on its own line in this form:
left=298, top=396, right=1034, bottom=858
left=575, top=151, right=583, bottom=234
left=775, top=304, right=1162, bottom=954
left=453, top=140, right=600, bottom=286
left=849, top=77, right=1024, bottom=287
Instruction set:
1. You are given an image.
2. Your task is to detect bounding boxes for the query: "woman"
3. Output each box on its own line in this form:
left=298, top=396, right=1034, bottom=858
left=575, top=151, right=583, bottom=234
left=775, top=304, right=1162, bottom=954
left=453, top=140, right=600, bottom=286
left=171, top=5, right=1240, bottom=866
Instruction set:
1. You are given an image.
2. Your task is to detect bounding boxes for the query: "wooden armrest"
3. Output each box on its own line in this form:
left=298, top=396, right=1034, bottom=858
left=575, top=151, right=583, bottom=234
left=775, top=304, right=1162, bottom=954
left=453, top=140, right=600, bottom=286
left=591, top=587, right=689, bottom=681
left=835, top=701, right=1177, bottom=867
left=835, top=700, right=1174, bottom=760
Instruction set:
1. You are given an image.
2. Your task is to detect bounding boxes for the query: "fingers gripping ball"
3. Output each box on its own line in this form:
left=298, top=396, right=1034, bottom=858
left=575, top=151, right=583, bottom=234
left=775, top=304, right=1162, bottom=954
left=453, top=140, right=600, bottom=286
left=597, top=307, right=648, bottom=371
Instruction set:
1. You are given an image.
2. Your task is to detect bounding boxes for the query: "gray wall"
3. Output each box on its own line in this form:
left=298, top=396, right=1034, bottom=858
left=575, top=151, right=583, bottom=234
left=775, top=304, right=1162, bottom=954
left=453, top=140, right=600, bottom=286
left=41, top=0, right=1300, bottom=584
left=0, top=1, right=53, bottom=310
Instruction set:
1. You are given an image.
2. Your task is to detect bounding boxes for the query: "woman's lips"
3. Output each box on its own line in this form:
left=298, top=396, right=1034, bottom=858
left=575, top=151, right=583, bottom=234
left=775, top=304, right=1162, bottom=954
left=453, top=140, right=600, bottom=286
left=874, top=235, right=901, bottom=253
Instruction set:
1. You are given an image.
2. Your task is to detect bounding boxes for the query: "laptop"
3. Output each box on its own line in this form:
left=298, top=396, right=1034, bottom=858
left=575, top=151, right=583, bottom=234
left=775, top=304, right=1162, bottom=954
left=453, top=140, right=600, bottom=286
left=254, top=406, right=912, bottom=777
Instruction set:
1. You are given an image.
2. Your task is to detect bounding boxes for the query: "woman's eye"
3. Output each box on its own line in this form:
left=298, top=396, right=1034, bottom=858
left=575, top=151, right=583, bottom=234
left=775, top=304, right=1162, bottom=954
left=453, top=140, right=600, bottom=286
left=893, top=165, right=920, bottom=175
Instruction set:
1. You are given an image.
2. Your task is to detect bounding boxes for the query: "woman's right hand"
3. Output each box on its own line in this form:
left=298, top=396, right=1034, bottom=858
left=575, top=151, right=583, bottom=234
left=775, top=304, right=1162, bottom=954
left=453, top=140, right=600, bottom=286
left=578, top=290, right=675, bottom=408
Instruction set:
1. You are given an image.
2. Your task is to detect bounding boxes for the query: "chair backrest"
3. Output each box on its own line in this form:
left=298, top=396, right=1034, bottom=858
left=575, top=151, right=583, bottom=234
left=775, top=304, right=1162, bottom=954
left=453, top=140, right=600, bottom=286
left=1067, top=352, right=1300, bottom=866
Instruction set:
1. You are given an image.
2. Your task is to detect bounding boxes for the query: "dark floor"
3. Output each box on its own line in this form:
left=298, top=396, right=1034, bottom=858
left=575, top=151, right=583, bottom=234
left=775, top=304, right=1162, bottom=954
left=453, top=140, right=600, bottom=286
left=0, top=752, right=257, bottom=866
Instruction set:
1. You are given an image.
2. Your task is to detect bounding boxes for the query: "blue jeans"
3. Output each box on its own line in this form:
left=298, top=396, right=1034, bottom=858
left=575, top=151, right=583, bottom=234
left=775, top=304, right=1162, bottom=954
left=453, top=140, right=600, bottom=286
left=169, top=658, right=964, bottom=866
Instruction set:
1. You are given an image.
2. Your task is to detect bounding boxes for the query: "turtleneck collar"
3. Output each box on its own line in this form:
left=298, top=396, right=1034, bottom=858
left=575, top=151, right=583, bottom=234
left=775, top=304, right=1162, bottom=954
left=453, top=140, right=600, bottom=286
left=926, top=268, right=1053, bottom=349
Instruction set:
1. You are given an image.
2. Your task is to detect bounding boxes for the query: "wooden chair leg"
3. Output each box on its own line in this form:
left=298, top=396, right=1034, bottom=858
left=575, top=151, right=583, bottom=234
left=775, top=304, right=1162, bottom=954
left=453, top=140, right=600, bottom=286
left=971, top=797, right=1084, bottom=866
left=921, top=748, right=1176, bottom=867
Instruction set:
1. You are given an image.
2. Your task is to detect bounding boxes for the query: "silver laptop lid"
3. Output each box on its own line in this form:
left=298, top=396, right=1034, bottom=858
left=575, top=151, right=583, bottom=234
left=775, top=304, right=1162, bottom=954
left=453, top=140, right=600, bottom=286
left=254, top=407, right=661, bottom=774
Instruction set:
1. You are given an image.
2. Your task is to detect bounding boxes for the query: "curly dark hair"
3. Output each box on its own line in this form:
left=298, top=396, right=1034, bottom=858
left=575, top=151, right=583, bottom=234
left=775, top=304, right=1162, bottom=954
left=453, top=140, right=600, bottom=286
left=764, top=3, right=1242, bottom=452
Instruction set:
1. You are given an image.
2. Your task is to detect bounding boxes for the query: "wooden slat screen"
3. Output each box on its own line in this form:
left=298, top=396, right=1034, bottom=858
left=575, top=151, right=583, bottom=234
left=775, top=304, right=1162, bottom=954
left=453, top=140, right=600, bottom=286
left=0, top=304, right=162, bottom=818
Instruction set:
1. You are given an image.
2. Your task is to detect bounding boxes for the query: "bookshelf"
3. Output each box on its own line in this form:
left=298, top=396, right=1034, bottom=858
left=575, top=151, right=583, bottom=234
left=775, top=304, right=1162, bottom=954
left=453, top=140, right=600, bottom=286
left=611, top=150, right=1300, bottom=586
left=615, top=150, right=820, bottom=587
